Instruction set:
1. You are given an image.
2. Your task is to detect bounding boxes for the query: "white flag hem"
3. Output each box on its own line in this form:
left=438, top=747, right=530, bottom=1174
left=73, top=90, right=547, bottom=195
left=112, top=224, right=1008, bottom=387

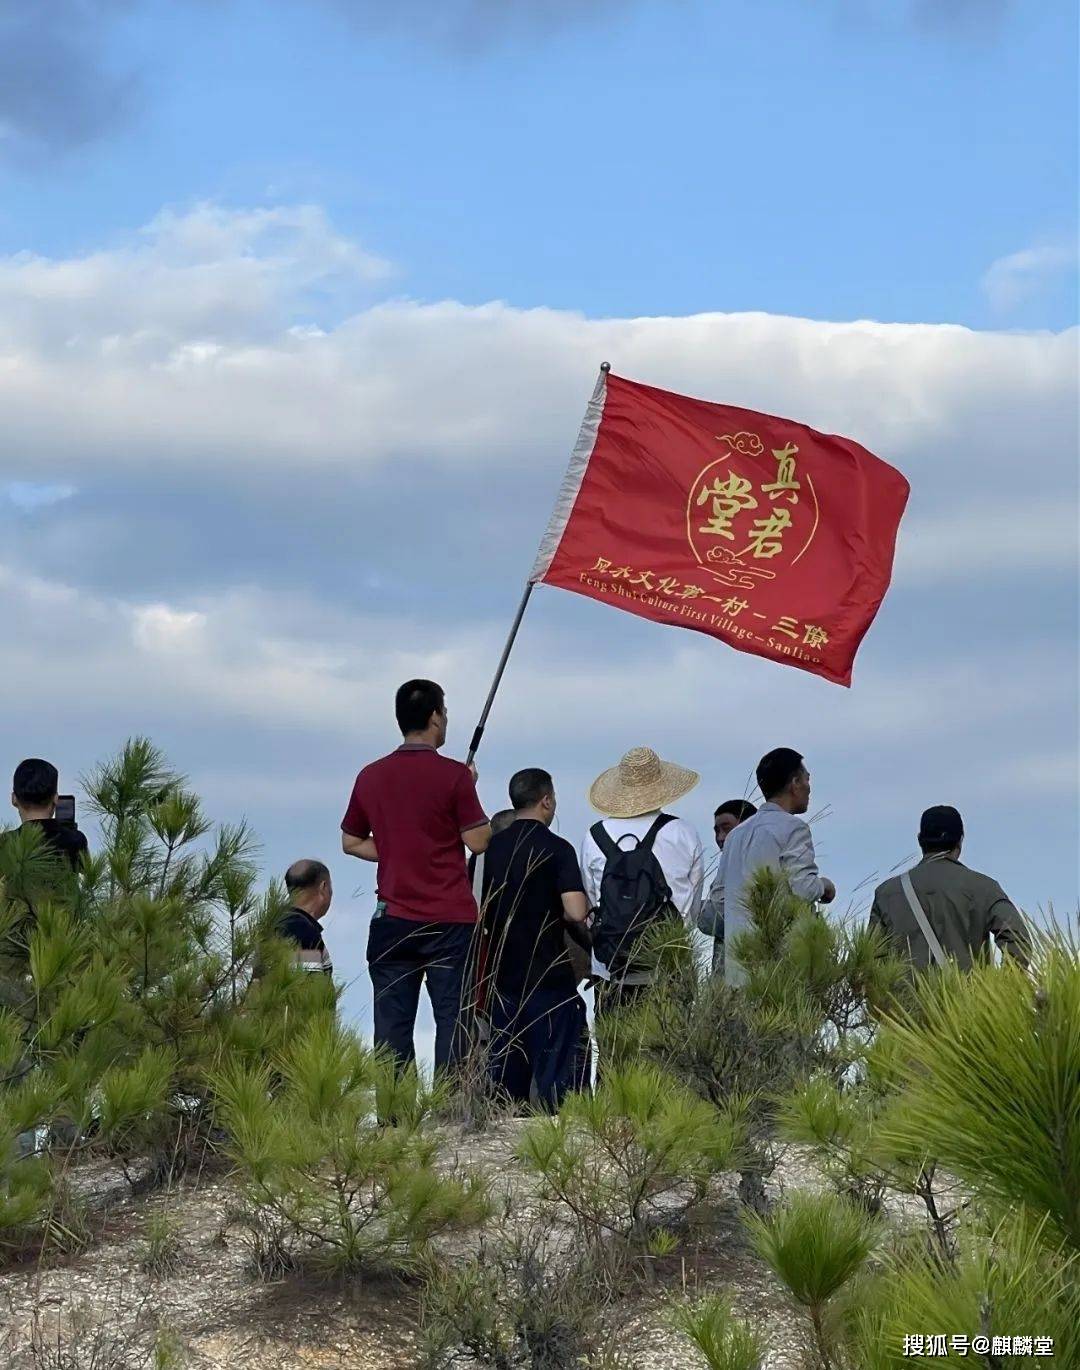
left=529, top=368, right=609, bottom=583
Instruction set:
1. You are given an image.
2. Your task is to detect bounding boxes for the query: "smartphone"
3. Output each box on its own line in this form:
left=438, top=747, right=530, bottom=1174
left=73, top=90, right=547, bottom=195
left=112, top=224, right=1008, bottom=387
left=54, top=794, right=76, bottom=827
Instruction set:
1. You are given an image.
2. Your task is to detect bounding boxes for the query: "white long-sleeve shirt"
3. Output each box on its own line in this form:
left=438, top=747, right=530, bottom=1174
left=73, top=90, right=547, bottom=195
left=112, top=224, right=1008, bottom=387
left=720, top=802, right=826, bottom=985
left=581, top=811, right=704, bottom=982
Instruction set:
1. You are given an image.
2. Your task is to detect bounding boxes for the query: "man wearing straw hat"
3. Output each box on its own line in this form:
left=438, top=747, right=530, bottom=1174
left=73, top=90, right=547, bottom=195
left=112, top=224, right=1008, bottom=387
left=581, top=746, right=704, bottom=1013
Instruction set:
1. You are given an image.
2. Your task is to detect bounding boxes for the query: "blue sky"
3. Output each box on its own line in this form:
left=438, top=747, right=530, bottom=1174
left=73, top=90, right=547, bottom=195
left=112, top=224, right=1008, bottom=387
left=5, top=0, right=1077, bottom=328
left=1, top=0, right=1077, bottom=1040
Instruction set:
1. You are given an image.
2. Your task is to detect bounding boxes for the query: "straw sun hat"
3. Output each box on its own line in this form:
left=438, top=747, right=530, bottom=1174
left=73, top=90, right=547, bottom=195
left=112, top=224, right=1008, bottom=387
left=588, top=746, right=700, bottom=819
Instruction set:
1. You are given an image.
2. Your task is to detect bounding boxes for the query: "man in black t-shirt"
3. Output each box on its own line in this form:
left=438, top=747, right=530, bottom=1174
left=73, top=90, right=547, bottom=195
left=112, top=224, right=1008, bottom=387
left=9, top=758, right=89, bottom=870
left=280, top=859, right=335, bottom=975
left=480, top=768, right=589, bottom=1110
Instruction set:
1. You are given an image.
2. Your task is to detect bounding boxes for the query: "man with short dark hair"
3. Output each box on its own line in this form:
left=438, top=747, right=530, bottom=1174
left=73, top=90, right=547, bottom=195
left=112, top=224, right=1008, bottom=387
left=9, top=759, right=89, bottom=869
left=720, top=748, right=835, bottom=985
left=699, top=799, right=757, bottom=974
left=480, top=767, right=589, bottom=1109
left=713, top=799, right=757, bottom=850
left=6, top=759, right=89, bottom=1157
left=280, top=859, right=334, bottom=975
left=868, top=806, right=1029, bottom=970
left=342, top=679, right=491, bottom=1074
left=469, top=803, right=534, bottom=1077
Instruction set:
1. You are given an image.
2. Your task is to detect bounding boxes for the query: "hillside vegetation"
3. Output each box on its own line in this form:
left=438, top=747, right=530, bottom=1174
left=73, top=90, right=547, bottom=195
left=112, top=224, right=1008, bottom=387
left=1, top=741, right=1077, bottom=1369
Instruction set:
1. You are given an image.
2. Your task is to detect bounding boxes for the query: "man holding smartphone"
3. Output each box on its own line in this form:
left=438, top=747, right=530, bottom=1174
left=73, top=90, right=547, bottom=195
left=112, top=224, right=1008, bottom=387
left=9, top=758, right=90, bottom=869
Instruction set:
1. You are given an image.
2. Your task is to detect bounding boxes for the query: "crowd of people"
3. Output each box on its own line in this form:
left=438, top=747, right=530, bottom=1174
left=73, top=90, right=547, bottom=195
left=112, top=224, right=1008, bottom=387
left=7, top=680, right=1031, bottom=1113
left=331, top=678, right=1030, bottom=1110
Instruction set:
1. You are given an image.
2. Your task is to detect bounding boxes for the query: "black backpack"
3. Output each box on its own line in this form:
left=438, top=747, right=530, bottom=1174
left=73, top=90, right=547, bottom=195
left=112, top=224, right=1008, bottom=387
left=590, top=815, right=678, bottom=976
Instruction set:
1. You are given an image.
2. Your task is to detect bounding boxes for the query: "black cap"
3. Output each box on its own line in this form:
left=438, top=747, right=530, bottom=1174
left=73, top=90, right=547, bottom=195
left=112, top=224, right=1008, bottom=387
left=919, top=805, right=963, bottom=847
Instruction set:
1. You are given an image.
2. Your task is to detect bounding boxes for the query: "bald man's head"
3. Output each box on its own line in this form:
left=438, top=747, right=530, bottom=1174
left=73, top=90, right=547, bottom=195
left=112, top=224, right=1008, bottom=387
left=285, top=859, right=333, bottom=919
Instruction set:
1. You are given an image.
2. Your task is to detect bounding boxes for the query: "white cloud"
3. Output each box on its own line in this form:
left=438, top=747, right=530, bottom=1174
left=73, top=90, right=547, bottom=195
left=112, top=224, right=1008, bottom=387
left=897, top=498, right=1078, bottom=585
left=0, top=201, right=390, bottom=353
left=0, top=202, right=1075, bottom=1029
left=0, top=205, right=1074, bottom=514
left=4, top=481, right=76, bottom=510
left=131, top=603, right=207, bottom=653
left=0, top=556, right=1070, bottom=776
left=0, top=554, right=1073, bottom=949
left=981, top=240, right=1079, bottom=311
left=0, top=535, right=1056, bottom=756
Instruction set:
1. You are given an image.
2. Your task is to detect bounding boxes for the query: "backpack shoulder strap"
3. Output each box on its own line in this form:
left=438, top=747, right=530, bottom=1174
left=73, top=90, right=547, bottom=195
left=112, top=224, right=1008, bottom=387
left=639, top=813, right=677, bottom=852
left=590, top=821, right=620, bottom=861
left=900, top=870, right=948, bottom=967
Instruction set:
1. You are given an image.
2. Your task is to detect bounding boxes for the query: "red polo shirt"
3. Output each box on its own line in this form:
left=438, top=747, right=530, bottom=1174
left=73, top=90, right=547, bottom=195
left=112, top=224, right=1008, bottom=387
left=341, top=744, right=488, bottom=924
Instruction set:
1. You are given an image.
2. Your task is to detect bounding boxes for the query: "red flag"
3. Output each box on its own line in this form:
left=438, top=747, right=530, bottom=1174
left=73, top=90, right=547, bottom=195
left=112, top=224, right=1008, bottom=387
left=531, top=372, right=909, bottom=687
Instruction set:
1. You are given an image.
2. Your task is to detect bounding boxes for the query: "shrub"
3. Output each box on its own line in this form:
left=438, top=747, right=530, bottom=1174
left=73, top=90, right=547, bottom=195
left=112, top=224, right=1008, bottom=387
left=421, top=1224, right=610, bottom=1369
left=39, top=1176, right=94, bottom=1259
left=218, top=1197, right=297, bottom=1280
left=0, top=884, right=129, bottom=1253
left=768, top=920, right=1080, bottom=1367
left=844, top=1214, right=1080, bottom=1368
left=776, top=1072, right=960, bottom=1254
left=670, top=1293, right=765, bottom=1370
left=731, top=868, right=910, bottom=1077
left=0, top=738, right=334, bottom=1258
left=517, top=1063, right=747, bottom=1269
left=213, top=1013, right=489, bottom=1278
left=744, top=1191, right=880, bottom=1370
left=15, top=1284, right=184, bottom=1370
left=874, top=941, right=1080, bottom=1252
left=81, top=739, right=335, bottom=1187
left=141, top=1208, right=187, bottom=1279
left=598, top=872, right=907, bottom=1216
left=597, top=920, right=816, bottom=1212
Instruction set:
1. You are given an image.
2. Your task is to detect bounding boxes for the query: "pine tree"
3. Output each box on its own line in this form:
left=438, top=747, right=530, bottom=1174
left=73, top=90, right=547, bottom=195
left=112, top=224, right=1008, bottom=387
left=595, top=869, right=910, bottom=1213
left=760, top=921, right=1080, bottom=1366
left=213, top=1014, right=489, bottom=1278
left=0, top=738, right=332, bottom=1255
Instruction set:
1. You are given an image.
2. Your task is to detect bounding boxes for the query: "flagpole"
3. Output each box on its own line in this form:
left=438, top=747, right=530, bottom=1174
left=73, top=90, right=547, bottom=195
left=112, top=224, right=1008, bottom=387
left=466, top=580, right=535, bottom=766
left=465, top=362, right=611, bottom=767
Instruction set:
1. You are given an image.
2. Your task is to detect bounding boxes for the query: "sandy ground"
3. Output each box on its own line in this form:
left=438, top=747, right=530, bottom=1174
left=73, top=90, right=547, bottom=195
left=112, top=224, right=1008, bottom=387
left=0, top=1123, right=913, bottom=1369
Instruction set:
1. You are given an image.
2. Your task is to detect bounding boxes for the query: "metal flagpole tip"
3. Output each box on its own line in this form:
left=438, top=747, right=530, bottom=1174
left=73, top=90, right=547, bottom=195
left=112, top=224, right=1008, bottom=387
left=600, top=361, right=611, bottom=373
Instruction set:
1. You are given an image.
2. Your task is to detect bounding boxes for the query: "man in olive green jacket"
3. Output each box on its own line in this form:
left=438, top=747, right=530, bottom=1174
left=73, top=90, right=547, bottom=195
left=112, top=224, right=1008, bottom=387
left=868, top=806, right=1029, bottom=971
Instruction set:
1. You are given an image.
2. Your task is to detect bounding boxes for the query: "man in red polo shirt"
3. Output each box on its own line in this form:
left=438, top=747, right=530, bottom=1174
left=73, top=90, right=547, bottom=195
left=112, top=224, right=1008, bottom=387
left=342, top=679, right=491, bottom=1074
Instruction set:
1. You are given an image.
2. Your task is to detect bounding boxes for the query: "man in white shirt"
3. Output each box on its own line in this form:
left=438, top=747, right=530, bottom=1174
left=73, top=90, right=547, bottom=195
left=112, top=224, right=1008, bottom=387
left=720, top=748, right=836, bottom=986
left=581, top=746, right=704, bottom=1013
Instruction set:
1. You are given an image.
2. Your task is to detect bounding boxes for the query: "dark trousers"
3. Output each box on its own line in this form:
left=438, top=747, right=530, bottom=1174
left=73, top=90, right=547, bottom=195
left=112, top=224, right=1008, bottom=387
left=488, top=985, right=586, bottom=1112
left=594, top=978, right=650, bottom=1017
left=366, top=913, right=475, bottom=1074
